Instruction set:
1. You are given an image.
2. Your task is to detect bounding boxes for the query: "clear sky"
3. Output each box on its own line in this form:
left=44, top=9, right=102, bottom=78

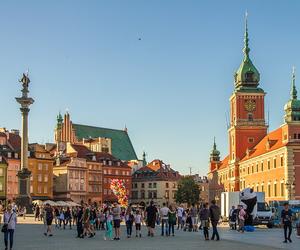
left=1, top=0, right=300, bottom=175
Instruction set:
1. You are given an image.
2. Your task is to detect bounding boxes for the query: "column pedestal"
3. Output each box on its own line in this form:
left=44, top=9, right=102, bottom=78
left=16, top=168, right=32, bottom=213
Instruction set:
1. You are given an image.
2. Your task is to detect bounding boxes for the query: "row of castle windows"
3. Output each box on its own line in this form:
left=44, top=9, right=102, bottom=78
left=219, top=156, right=284, bottom=184
left=240, top=156, right=284, bottom=175
left=240, top=181, right=285, bottom=198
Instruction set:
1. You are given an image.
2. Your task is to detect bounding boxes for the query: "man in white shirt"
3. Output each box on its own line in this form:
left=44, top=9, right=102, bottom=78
left=177, top=205, right=184, bottom=230
left=160, top=203, right=170, bottom=236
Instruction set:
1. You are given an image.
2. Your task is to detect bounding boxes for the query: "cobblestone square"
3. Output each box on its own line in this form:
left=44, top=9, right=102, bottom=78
left=4, top=218, right=298, bottom=250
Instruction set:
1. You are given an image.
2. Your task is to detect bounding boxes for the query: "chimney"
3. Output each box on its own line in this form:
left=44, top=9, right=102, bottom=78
left=10, top=129, right=20, bottom=136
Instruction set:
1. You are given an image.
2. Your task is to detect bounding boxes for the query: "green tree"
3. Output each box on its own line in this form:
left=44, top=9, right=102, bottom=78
left=175, top=176, right=200, bottom=206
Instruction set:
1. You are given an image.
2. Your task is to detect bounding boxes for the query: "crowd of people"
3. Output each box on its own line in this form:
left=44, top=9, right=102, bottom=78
left=0, top=199, right=296, bottom=249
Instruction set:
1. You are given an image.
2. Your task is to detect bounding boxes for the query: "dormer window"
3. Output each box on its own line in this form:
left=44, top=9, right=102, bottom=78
left=245, top=71, right=254, bottom=82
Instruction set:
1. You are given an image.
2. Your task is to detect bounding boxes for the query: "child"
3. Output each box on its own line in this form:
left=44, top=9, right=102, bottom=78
left=104, top=209, right=113, bottom=241
left=134, top=209, right=142, bottom=237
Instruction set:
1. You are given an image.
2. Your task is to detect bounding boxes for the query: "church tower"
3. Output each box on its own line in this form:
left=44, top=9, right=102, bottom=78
left=229, top=14, right=268, bottom=163
left=228, top=14, right=268, bottom=191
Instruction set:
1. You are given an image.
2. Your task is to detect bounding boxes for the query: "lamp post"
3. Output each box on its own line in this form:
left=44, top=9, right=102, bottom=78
left=15, top=73, right=34, bottom=212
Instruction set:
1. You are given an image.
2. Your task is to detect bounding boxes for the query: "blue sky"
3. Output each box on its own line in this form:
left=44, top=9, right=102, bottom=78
left=1, top=0, right=300, bottom=175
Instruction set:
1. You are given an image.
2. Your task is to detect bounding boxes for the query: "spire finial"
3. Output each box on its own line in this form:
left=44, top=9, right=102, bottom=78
left=291, top=66, right=297, bottom=100
left=243, top=11, right=250, bottom=59
left=213, top=136, right=216, bottom=150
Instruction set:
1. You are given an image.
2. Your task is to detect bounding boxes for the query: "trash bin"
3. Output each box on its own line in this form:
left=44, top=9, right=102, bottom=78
left=296, top=222, right=300, bottom=237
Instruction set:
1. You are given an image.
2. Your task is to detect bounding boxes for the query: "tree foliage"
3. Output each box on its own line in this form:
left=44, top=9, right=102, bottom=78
left=175, top=176, right=200, bottom=205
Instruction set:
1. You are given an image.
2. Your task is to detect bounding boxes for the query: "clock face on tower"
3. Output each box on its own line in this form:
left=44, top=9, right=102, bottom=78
left=244, top=99, right=256, bottom=112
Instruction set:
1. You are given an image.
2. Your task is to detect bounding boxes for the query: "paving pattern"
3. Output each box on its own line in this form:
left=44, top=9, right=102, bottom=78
left=5, top=217, right=299, bottom=250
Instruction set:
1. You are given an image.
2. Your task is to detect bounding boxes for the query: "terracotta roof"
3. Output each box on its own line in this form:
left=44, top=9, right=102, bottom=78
left=71, top=144, right=92, bottom=158
left=241, top=127, right=286, bottom=162
left=219, top=155, right=229, bottom=170
left=7, top=133, right=21, bottom=152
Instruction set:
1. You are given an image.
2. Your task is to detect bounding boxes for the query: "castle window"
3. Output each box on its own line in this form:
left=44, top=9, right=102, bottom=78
left=274, top=183, right=277, bottom=197
left=248, top=113, right=253, bottom=121
left=280, top=156, right=284, bottom=167
left=280, top=182, right=284, bottom=197
left=298, top=134, right=300, bottom=139
left=245, top=71, right=254, bottom=82
left=268, top=183, right=271, bottom=197
left=267, top=160, right=270, bottom=170
left=294, top=134, right=297, bottom=139
left=273, top=158, right=277, bottom=168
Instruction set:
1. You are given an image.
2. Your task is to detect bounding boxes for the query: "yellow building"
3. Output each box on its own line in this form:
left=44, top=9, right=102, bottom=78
left=28, top=144, right=54, bottom=200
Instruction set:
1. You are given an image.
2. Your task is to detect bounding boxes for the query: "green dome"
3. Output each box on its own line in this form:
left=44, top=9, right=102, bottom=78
left=284, top=68, right=300, bottom=122
left=234, top=14, right=260, bottom=90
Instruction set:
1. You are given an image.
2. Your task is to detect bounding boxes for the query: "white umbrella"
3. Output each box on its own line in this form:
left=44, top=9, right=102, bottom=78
left=56, top=201, right=70, bottom=207
left=66, top=201, right=80, bottom=207
left=43, top=200, right=57, bottom=206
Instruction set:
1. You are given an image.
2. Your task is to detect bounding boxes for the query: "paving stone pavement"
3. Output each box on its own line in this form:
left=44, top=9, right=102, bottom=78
left=3, top=220, right=298, bottom=250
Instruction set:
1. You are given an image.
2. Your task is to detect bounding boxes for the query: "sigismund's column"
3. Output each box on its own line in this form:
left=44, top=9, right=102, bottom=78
left=15, top=73, right=34, bottom=212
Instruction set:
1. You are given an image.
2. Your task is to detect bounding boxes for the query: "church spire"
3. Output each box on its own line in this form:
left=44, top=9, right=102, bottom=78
left=210, top=137, right=220, bottom=162
left=291, top=66, right=297, bottom=100
left=234, top=12, right=261, bottom=90
left=284, top=67, right=300, bottom=123
left=243, top=11, right=250, bottom=59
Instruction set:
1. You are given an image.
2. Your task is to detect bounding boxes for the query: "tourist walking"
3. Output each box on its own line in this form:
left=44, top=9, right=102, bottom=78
left=112, top=202, right=121, bottom=240
left=160, top=203, right=170, bottom=236
left=200, top=203, right=210, bottom=240
left=190, top=203, right=198, bottom=232
left=3, top=204, right=17, bottom=250
left=104, top=209, right=113, bottom=241
left=76, top=206, right=84, bottom=238
left=238, top=205, right=246, bottom=233
left=44, top=203, right=54, bottom=237
left=134, top=209, right=142, bottom=237
left=125, top=205, right=134, bottom=238
left=168, top=205, right=176, bottom=236
left=281, top=202, right=293, bottom=243
left=176, top=205, right=184, bottom=230
left=145, top=201, right=158, bottom=237
left=209, top=200, right=220, bottom=241
left=64, top=207, right=72, bottom=229
left=35, top=205, right=40, bottom=221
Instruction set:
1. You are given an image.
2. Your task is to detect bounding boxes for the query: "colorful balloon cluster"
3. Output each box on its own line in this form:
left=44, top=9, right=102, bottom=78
left=110, top=179, right=128, bottom=207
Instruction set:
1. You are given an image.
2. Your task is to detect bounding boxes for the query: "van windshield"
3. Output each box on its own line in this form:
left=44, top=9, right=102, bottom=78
left=257, top=202, right=270, bottom=212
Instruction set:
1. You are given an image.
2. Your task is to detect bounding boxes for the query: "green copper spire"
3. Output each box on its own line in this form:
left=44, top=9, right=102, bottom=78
left=210, top=137, right=220, bottom=162
left=234, top=12, right=261, bottom=91
left=243, top=11, right=250, bottom=59
left=56, top=112, right=63, bottom=128
left=284, top=67, right=300, bottom=123
left=291, top=66, right=297, bottom=100
left=142, top=151, right=147, bottom=166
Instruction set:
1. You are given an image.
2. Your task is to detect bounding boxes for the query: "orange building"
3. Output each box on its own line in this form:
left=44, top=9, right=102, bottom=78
left=208, top=18, right=300, bottom=204
left=28, top=144, right=54, bottom=200
left=53, top=143, right=103, bottom=204
left=102, top=155, right=132, bottom=203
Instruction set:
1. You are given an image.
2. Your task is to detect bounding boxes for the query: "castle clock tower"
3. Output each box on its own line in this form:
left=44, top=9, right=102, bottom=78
left=228, top=14, right=268, bottom=190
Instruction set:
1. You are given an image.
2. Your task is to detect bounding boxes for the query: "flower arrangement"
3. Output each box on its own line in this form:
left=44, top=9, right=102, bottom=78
left=110, top=179, right=128, bottom=207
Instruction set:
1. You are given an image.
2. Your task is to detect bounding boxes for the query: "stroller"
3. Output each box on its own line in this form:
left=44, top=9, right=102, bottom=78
left=184, top=214, right=193, bottom=232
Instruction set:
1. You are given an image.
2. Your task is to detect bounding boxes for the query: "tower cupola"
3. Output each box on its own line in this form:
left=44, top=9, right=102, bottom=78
left=284, top=67, right=300, bottom=122
left=210, top=137, right=220, bottom=162
left=234, top=13, right=261, bottom=91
